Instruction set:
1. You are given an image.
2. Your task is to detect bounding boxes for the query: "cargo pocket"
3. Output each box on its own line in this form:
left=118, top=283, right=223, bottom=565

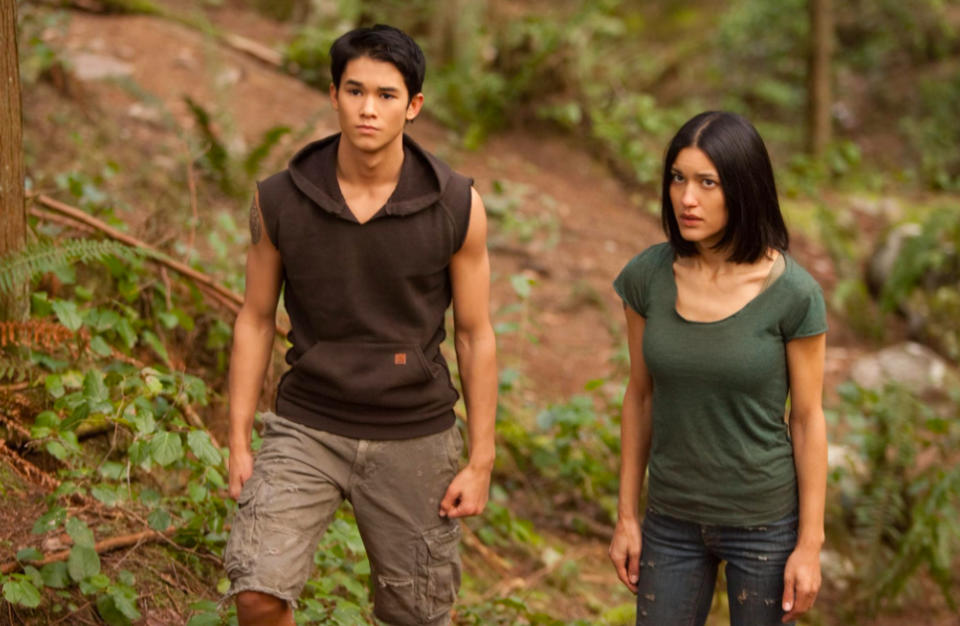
left=223, top=473, right=263, bottom=581
left=286, top=341, right=436, bottom=407
left=420, top=522, right=462, bottom=621
left=374, top=575, right=418, bottom=625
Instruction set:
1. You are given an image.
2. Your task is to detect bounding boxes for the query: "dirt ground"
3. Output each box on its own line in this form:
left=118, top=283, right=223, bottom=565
left=5, top=4, right=957, bottom=625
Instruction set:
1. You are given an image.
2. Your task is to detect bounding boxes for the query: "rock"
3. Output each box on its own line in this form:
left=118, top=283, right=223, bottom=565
left=866, top=222, right=921, bottom=297
left=849, top=341, right=956, bottom=395
left=70, top=52, right=134, bottom=81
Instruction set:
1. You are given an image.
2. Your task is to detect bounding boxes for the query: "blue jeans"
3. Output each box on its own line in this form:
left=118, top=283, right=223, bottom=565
left=635, top=509, right=797, bottom=626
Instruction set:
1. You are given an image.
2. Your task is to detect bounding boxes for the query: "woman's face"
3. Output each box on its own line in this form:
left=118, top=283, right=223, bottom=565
left=669, top=147, right=728, bottom=250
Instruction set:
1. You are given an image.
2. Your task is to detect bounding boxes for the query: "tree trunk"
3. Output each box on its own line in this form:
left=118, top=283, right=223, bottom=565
left=807, top=0, right=833, bottom=156
left=1, top=0, right=28, bottom=321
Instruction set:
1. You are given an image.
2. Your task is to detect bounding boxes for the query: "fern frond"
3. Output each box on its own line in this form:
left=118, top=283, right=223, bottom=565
left=0, top=238, right=141, bottom=294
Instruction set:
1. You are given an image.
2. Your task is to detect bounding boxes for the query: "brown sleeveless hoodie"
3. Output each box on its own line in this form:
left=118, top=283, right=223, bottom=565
left=257, top=133, right=473, bottom=439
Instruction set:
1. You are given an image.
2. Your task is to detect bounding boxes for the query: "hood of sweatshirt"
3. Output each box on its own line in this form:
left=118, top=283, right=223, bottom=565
left=286, top=133, right=451, bottom=222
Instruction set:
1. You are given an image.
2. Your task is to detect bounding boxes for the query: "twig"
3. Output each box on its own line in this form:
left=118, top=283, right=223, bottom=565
left=0, top=527, right=177, bottom=575
left=219, top=33, right=284, bottom=67
left=184, top=157, right=199, bottom=261
left=481, top=545, right=595, bottom=601
left=460, top=521, right=512, bottom=576
left=31, top=194, right=243, bottom=307
left=29, top=193, right=288, bottom=338
left=28, top=207, right=98, bottom=235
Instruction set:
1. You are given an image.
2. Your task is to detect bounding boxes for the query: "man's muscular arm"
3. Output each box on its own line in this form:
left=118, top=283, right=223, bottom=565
left=439, top=187, right=497, bottom=518
left=228, top=192, right=283, bottom=499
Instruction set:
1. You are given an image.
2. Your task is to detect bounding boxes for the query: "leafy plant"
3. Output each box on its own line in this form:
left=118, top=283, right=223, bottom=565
left=830, top=382, right=960, bottom=614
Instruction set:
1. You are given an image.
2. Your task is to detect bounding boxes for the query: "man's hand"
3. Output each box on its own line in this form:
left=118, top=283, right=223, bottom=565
left=438, top=464, right=491, bottom=518
left=781, top=544, right=821, bottom=622
left=228, top=446, right=254, bottom=500
left=609, top=517, right=642, bottom=593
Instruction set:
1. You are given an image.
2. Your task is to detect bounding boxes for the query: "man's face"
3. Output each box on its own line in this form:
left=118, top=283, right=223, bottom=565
left=330, top=56, right=423, bottom=153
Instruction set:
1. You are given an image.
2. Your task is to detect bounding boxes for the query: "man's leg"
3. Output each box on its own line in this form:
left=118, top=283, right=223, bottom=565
left=349, top=425, right=464, bottom=626
left=224, top=413, right=352, bottom=624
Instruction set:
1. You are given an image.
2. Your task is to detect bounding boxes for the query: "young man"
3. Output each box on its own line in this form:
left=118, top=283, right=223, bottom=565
left=222, top=25, right=497, bottom=626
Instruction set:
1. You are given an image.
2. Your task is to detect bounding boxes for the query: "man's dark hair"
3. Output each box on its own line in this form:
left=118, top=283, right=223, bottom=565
left=329, top=24, right=426, bottom=100
left=661, top=111, right=789, bottom=263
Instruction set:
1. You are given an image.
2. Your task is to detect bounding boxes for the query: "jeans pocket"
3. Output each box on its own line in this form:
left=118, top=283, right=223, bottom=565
left=420, top=522, right=461, bottom=620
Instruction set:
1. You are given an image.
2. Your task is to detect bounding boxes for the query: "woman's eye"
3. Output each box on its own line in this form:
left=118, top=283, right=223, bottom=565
left=702, top=179, right=718, bottom=188
left=671, top=173, right=684, bottom=183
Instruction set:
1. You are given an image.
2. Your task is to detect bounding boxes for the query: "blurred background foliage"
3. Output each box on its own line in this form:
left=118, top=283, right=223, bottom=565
left=5, top=0, right=960, bottom=623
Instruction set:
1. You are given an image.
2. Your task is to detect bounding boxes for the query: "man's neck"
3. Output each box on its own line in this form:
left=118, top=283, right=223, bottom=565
left=336, top=134, right=405, bottom=187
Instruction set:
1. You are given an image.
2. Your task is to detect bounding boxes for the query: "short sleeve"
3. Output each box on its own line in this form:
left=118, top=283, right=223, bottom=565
left=782, top=284, right=828, bottom=340
left=613, top=244, right=664, bottom=316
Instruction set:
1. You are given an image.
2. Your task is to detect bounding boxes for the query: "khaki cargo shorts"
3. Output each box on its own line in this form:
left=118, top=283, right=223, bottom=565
left=223, top=412, right=463, bottom=626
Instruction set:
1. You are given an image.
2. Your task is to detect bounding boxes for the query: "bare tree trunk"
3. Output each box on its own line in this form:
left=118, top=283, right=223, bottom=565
left=429, top=0, right=464, bottom=67
left=807, top=0, right=833, bottom=156
left=1, top=0, right=28, bottom=321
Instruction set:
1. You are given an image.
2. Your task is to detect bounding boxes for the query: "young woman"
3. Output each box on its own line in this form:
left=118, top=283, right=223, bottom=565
left=608, top=111, right=828, bottom=626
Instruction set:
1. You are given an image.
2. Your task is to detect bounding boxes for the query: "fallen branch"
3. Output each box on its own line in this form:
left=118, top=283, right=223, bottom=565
left=460, top=521, right=511, bottom=576
left=28, top=193, right=288, bottom=338
left=481, top=545, right=595, bottom=601
left=1, top=527, right=176, bottom=575
left=33, top=194, right=243, bottom=307
left=220, top=33, right=284, bottom=68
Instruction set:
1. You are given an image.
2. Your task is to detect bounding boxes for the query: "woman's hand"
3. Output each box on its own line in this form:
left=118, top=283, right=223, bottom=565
left=781, top=544, right=821, bottom=622
left=609, top=516, right=643, bottom=593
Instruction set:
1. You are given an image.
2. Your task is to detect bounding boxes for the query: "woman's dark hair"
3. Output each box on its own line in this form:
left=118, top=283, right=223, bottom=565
left=661, top=111, right=788, bottom=263
left=330, top=24, right=426, bottom=101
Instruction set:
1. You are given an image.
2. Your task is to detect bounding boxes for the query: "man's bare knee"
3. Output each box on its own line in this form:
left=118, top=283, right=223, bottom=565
left=236, top=590, right=292, bottom=625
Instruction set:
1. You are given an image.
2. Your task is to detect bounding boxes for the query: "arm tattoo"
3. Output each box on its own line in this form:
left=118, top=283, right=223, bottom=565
left=249, top=196, right=263, bottom=245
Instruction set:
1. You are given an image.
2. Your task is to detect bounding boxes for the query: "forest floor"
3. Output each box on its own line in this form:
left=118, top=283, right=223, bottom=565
left=4, top=2, right=959, bottom=625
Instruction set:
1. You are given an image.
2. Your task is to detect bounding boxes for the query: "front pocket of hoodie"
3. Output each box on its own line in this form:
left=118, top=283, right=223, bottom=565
left=284, top=342, right=436, bottom=407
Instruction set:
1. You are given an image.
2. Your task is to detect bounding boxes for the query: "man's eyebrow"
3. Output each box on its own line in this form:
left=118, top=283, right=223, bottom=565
left=343, top=79, right=400, bottom=93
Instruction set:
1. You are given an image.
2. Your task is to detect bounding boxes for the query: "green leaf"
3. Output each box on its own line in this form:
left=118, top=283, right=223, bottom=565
left=16, top=547, right=44, bottom=562
left=107, top=587, right=141, bottom=620
left=157, top=311, right=179, bottom=329
left=144, top=375, right=163, bottom=396
left=187, top=430, right=222, bottom=466
left=150, top=431, right=183, bottom=467
left=3, top=579, right=42, bottom=608
left=82, top=370, right=108, bottom=403
left=141, top=330, right=170, bottom=365
left=99, top=461, right=126, bottom=480
left=46, top=440, right=69, bottom=460
left=41, top=561, right=70, bottom=588
left=45, top=375, right=66, bottom=399
left=66, top=517, right=95, bottom=547
left=32, top=506, right=66, bottom=534
left=89, top=335, right=113, bottom=357
left=147, top=508, right=171, bottom=531
left=115, top=318, right=136, bottom=349
left=24, top=566, right=43, bottom=589
left=97, top=593, right=132, bottom=626
left=67, top=545, right=101, bottom=582
left=52, top=299, right=82, bottom=331
left=91, top=484, right=120, bottom=507
left=188, top=483, right=208, bottom=502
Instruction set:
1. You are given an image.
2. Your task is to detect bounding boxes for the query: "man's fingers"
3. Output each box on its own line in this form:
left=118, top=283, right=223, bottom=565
left=781, top=573, right=795, bottom=614
left=438, top=485, right=461, bottom=517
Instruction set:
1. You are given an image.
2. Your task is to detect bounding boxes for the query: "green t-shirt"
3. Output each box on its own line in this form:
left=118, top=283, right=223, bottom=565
left=613, top=243, right=828, bottom=525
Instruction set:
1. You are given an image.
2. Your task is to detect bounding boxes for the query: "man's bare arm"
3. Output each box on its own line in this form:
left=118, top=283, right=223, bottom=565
left=228, top=192, right=283, bottom=499
left=439, top=187, right=497, bottom=518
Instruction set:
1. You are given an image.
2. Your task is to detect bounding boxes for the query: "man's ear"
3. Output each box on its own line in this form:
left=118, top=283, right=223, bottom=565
left=329, top=82, right=339, bottom=110
left=406, top=92, right=424, bottom=122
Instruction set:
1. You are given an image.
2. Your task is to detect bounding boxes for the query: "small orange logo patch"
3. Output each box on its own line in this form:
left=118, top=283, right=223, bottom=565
left=394, top=352, right=407, bottom=365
